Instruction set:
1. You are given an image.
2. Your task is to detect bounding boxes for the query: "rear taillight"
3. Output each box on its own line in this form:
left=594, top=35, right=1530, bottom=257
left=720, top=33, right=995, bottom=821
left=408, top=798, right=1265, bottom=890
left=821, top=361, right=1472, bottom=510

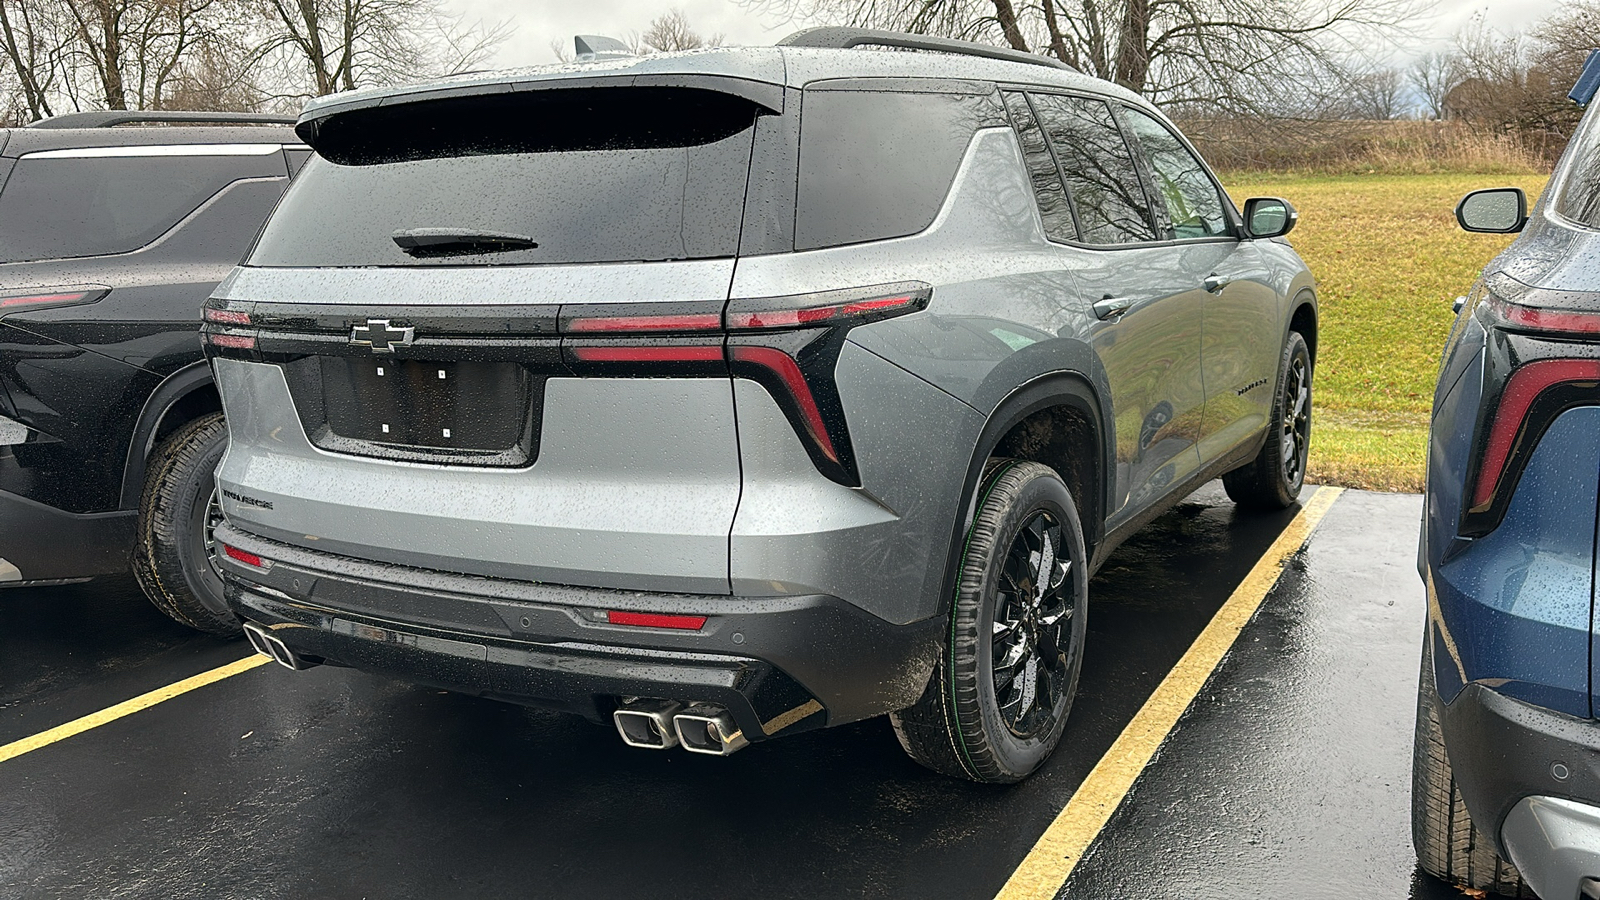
left=0, top=286, right=109, bottom=317
left=561, top=283, right=931, bottom=485
left=204, top=308, right=252, bottom=326
left=206, top=333, right=257, bottom=350
left=1469, top=358, right=1600, bottom=512
left=1487, top=293, right=1600, bottom=336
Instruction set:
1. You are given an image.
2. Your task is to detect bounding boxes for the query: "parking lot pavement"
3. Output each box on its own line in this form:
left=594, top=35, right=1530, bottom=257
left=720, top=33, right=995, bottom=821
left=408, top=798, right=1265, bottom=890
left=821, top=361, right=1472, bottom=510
left=0, top=485, right=1443, bottom=899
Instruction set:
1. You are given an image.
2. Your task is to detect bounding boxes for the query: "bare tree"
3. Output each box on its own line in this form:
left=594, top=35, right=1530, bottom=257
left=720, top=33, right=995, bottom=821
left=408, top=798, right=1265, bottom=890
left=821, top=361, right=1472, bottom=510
left=1345, top=65, right=1403, bottom=119
left=752, top=0, right=1415, bottom=114
left=636, top=8, right=722, bottom=53
left=0, top=0, right=70, bottom=119
left=253, top=0, right=510, bottom=100
left=1408, top=50, right=1460, bottom=120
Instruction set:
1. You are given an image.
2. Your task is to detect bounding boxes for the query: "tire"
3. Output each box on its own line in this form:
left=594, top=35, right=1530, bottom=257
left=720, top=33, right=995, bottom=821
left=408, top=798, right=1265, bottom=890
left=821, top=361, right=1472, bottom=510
left=132, top=412, right=240, bottom=636
left=892, top=459, right=1089, bottom=783
left=1412, top=629, right=1533, bottom=897
left=1223, top=331, right=1312, bottom=510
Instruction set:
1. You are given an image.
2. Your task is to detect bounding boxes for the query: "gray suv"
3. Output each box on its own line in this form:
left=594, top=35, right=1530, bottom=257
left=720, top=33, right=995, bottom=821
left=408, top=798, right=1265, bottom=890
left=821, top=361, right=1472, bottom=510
left=205, top=28, right=1316, bottom=782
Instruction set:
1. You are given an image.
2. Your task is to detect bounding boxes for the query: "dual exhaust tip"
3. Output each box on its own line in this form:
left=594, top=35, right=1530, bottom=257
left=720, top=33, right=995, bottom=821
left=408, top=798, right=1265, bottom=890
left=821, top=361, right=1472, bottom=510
left=242, top=621, right=317, bottom=671
left=613, top=699, right=750, bottom=756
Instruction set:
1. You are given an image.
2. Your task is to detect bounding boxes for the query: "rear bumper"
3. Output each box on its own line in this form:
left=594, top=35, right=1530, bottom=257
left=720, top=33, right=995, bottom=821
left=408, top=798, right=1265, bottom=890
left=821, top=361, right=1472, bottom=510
left=0, top=488, right=133, bottom=585
left=213, top=522, right=942, bottom=739
left=1440, top=681, right=1600, bottom=897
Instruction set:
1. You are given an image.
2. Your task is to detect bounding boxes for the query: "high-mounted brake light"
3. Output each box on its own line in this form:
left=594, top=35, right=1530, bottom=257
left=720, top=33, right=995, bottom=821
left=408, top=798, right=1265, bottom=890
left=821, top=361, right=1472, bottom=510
left=1470, top=358, right=1600, bottom=510
left=0, top=287, right=107, bottom=316
left=222, top=544, right=265, bottom=568
left=606, top=610, right=707, bottom=630
left=1487, top=293, right=1600, bottom=336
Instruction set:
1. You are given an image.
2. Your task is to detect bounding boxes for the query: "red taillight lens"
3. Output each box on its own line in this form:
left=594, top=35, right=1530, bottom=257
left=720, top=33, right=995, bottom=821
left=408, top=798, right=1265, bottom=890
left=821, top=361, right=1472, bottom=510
left=222, top=544, right=264, bottom=567
left=606, top=610, right=707, bottom=630
left=1488, top=293, right=1600, bottom=336
left=0, top=287, right=107, bottom=315
left=729, top=346, right=838, bottom=462
left=725, top=285, right=931, bottom=331
left=1471, top=358, right=1600, bottom=510
left=566, top=313, right=722, bottom=333
left=206, top=333, right=257, bottom=350
left=570, top=345, right=723, bottom=363
left=204, top=308, right=252, bottom=326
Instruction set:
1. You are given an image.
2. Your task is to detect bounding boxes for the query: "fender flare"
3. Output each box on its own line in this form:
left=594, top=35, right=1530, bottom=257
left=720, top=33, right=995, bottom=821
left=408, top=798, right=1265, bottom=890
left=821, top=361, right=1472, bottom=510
left=118, top=360, right=216, bottom=510
left=931, top=370, right=1110, bottom=619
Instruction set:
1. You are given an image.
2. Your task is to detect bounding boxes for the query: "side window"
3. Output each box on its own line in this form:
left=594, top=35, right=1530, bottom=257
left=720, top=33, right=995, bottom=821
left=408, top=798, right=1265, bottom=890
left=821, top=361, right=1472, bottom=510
left=796, top=88, right=1003, bottom=251
left=1002, top=91, right=1076, bottom=243
left=1556, top=109, right=1600, bottom=228
left=1029, top=93, right=1155, bottom=245
left=0, top=155, right=260, bottom=263
left=1120, top=107, right=1230, bottom=239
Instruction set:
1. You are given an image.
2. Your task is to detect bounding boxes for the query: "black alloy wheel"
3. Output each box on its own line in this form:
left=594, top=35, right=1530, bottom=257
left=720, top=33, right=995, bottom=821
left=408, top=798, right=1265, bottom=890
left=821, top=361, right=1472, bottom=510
left=1224, top=331, right=1313, bottom=510
left=992, top=511, right=1076, bottom=738
left=892, top=459, right=1088, bottom=783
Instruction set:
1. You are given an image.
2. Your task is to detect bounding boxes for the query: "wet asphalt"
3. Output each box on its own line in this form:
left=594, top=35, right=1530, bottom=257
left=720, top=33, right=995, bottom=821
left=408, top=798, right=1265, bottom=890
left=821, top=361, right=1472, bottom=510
left=0, top=485, right=1452, bottom=899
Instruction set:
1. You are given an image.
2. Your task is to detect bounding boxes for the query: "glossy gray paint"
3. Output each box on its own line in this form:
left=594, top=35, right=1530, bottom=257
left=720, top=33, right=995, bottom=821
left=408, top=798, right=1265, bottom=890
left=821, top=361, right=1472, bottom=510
left=1500, top=795, right=1600, bottom=899
left=215, top=359, right=742, bottom=594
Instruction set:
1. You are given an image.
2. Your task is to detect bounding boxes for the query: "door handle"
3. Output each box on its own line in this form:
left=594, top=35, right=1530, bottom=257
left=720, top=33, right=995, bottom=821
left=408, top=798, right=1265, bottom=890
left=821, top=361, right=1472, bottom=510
left=1093, top=296, right=1134, bottom=320
left=1203, top=274, right=1232, bottom=293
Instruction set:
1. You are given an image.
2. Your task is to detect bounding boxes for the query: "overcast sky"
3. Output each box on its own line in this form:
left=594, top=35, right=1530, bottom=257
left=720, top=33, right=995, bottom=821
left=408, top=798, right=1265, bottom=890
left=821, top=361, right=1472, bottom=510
left=445, top=0, right=1568, bottom=69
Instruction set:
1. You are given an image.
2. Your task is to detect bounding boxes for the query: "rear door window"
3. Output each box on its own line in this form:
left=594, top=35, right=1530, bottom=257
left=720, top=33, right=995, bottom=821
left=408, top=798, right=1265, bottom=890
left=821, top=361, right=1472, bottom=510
left=1118, top=107, right=1230, bottom=240
left=795, top=87, right=1004, bottom=251
left=1029, top=93, right=1156, bottom=245
left=249, top=87, right=761, bottom=267
left=0, top=153, right=269, bottom=262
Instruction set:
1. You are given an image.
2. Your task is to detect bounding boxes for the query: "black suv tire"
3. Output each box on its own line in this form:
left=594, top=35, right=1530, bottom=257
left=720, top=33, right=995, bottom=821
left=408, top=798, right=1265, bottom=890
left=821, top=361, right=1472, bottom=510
left=133, top=413, right=240, bottom=636
left=892, top=460, right=1088, bottom=783
left=1412, top=631, right=1532, bottom=897
left=1224, top=331, right=1312, bottom=510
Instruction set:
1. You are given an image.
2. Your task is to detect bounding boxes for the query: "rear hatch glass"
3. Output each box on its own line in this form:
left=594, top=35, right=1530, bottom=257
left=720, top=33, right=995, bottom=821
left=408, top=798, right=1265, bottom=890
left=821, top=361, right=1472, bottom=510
left=249, top=87, right=761, bottom=267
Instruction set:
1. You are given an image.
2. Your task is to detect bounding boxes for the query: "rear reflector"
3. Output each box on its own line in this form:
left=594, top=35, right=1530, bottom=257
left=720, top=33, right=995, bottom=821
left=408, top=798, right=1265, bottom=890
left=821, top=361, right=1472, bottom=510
left=1471, top=358, right=1600, bottom=509
left=0, top=288, right=106, bottom=314
left=606, top=610, right=708, bottom=630
left=571, top=345, right=723, bottom=363
left=222, top=544, right=265, bottom=567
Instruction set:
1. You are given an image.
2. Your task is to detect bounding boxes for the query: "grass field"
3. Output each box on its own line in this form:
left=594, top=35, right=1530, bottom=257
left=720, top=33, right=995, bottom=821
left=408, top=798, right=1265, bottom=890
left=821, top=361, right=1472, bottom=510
left=1223, top=173, right=1549, bottom=492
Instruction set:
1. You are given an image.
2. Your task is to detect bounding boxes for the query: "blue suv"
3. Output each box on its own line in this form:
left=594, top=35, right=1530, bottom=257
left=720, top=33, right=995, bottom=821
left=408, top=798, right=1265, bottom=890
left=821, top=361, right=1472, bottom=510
left=1415, top=62, right=1600, bottom=899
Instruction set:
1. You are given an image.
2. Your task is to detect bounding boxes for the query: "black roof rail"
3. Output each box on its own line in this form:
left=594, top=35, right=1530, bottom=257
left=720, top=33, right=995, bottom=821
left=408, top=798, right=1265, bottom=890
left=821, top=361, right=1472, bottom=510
left=778, top=27, right=1076, bottom=73
left=27, top=110, right=297, bottom=130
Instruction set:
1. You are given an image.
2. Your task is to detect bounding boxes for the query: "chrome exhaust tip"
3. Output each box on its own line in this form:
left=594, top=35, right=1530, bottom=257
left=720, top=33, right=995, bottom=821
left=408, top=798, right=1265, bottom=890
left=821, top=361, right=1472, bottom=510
left=241, top=621, right=316, bottom=671
left=673, top=704, right=749, bottom=756
left=613, top=699, right=683, bottom=749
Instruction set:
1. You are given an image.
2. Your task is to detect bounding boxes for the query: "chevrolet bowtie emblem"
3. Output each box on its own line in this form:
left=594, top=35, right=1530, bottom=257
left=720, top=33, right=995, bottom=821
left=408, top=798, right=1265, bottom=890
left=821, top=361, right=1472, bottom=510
left=350, top=319, right=414, bottom=353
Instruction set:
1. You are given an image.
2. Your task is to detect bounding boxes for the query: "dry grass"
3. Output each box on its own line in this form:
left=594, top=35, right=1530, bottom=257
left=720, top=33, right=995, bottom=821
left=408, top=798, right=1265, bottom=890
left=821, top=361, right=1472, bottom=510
left=1190, top=119, right=1551, bottom=177
left=1224, top=172, right=1550, bottom=492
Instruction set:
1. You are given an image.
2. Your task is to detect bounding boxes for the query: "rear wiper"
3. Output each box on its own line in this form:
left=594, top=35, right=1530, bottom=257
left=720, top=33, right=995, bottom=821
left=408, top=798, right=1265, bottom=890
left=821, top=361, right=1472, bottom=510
left=392, top=228, right=538, bottom=257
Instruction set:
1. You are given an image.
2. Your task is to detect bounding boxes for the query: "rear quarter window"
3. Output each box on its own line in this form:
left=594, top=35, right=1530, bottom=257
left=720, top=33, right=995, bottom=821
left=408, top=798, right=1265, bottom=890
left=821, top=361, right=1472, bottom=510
left=1556, top=108, right=1600, bottom=228
left=0, top=154, right=267, bottom=262
left=795, top=87, right=1005, bottom=251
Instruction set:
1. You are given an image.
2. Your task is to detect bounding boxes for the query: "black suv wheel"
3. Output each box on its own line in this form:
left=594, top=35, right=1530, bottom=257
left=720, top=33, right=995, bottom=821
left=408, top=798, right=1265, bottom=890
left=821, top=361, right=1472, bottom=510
left=1224, top=331, right=1312, bottom=510
left=892, top=460, right=1088, bottom=783
left=133, top=413, right=240, bottom=636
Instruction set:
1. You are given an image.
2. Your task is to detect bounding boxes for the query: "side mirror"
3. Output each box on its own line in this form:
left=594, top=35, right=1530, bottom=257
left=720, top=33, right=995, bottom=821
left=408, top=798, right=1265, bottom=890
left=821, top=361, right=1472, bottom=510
left=1456, top=188, right=1527, bottom=234
left=1243, top=197, right=1298, bottom=239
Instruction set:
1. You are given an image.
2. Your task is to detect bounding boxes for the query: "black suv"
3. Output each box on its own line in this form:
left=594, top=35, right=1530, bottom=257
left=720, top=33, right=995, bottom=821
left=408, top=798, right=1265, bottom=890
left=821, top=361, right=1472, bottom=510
left=0, top=110, right=302, bottom=634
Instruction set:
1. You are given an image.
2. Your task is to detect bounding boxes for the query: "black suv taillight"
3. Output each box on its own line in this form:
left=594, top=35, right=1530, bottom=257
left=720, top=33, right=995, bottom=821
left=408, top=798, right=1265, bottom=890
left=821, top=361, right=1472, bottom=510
left=1463, top=292, right=1600, bottom=535
left=0, top=286, right=109, bottom=318
left=561, top=282, right=932, bottom=486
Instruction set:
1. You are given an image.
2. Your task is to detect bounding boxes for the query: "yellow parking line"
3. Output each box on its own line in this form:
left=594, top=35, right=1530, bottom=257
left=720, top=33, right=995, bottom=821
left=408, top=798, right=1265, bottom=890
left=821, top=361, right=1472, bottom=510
left=995, top=485, right=1344, bottom=900
left=0, top=654, right=271, bottom=765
